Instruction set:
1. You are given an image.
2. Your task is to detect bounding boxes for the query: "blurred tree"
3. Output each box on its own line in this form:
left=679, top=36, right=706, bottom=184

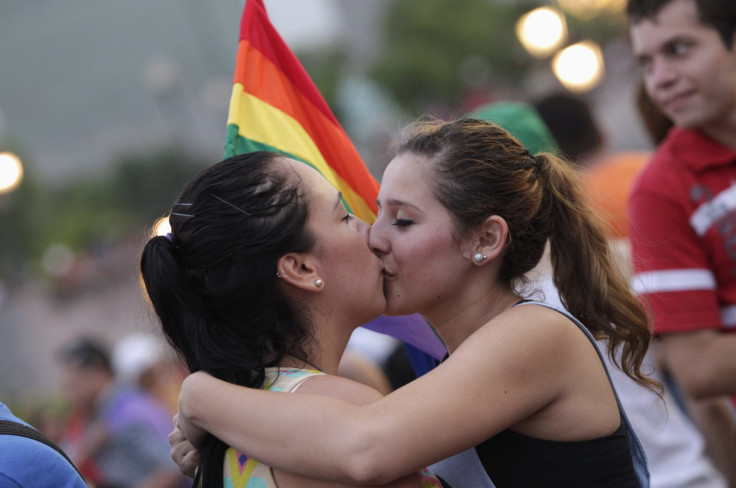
left=0, top=164, right=42, bottom=283
left=370, top=0, right=532, bottom=115
left=369, top=0, right=630, bottom=116
left=0, top=147, right=206, bottom=283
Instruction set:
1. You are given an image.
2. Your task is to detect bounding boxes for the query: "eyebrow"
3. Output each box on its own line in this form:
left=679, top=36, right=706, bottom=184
left=377, top=198, right=424, bottom=213
left=335, top=192, right=343, bottom=210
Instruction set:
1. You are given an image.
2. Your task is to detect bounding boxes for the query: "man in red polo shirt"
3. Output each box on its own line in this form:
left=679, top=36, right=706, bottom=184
left=627, top=0, right=736, bottom=481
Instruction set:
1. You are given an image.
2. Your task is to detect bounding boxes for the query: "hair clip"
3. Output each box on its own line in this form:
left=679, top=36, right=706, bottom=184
left=210, top=193, right=252, bottom=216
left=171, top=212, right=193, bottom=218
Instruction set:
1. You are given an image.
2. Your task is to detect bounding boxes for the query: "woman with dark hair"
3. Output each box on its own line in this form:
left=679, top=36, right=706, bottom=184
left=140, top=151, right=442, bottom=488
left=173, top=119, right=659, bottom=487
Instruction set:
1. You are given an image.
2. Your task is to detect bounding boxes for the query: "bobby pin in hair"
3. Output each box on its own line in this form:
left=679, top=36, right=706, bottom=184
left=210, top=193, right=252, bottom=216
left=170, top=201, right=194, bottom=218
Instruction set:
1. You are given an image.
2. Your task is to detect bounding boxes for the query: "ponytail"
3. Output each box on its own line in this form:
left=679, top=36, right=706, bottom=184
left=395, top=118, right=659, bottom=394
left=140, top=235, right=203, bottom=373
left=139, top=152, right=316, bottom=486
left=536, top=153, right=660, bottom=394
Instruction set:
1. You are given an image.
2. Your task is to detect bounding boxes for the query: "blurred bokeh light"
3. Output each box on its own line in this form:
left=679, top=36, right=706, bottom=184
left=556, top=0, right=626, bottom=19
left=515, top=6, right=567, bottom=58
left=154, top=217, right=171, bottom=238
left=552, top=40, right=605, bottom=92
left=0, top=152, right=23, bottom=195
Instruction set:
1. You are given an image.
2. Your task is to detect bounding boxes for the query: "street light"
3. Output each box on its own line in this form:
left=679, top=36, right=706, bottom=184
left=552, top=40, right=605, bottom=92
left=0, top=152, right=23, bottom=195
left=516, top=6, right=567, bottom=59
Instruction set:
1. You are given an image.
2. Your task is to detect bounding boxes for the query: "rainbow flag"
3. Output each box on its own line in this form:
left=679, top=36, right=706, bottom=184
left=224, top=0, right=446, bottom=361
left=224, top=0, right=378, bottom=222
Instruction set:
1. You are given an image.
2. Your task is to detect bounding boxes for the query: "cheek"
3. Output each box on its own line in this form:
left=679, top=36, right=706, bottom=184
left=396, top=229, right=455, bottom=272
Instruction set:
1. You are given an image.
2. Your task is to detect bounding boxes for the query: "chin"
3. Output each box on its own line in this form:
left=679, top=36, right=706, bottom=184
left=384, top=300, right=412, bottom=317
left=669, top=108, right=712, bottom=130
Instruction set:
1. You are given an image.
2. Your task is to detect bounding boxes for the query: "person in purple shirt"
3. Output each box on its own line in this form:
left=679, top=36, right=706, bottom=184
left=57, top=337, right=187, bottom=488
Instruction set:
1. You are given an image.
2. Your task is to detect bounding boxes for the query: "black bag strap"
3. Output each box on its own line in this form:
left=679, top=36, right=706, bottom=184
left=0, top=419, right=84, bottom=479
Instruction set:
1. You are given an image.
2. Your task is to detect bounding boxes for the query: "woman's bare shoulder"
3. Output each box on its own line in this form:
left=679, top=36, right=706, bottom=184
left=294, top=373, right=385, bottom=406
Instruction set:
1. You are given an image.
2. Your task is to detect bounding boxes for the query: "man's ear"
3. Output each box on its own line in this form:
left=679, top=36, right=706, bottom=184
left=462, top=215, right=509, bottom=265
left=277, top=253, right=324, bottom=292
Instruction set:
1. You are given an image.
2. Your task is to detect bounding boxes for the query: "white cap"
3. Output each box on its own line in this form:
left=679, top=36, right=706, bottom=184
left=112, top=332, right=163, bottom=385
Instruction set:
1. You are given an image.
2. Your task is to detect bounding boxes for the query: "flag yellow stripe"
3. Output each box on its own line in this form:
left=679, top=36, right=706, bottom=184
left=227, top=85, right=376, bottom=220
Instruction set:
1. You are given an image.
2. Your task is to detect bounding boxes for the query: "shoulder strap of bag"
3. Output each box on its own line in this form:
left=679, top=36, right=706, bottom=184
left=0, top=419, right=84, bottom=479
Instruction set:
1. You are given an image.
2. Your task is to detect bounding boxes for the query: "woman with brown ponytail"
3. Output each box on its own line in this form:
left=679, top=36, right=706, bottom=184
left=173, top=119, right=657, bottom=487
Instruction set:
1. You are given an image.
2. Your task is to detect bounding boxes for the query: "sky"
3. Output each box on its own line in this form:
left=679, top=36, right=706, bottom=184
left=0, top=0, right=346, bottom=185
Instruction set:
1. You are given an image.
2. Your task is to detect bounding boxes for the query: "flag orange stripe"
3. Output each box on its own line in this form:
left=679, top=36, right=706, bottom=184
left=232, top=40, right=379, bottom=211
left=226, top=87, right=375, bottom=220
left=238, top=0, right=337, bottom=125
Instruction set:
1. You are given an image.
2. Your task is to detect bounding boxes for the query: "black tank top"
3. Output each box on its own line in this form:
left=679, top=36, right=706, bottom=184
left=429, top=301, right=647, bottom=487
left=477, top=420, right=639, bottom=487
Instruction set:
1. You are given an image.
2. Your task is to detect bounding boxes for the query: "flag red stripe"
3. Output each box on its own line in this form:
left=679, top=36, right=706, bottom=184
left=239, top=0, right=338, bottom=125
left=232, top=39, right=379, bottom=211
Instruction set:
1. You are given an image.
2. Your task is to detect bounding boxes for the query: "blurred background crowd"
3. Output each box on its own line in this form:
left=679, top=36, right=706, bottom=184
left=0, top=0, right=695, bottom=486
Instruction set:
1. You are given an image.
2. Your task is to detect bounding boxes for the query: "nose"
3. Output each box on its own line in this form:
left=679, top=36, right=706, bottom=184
left=355, top=217, right=371, bottom=243
left=368, top=218, right=389, bottom=256
left=648, top=57, right=677, bottom=91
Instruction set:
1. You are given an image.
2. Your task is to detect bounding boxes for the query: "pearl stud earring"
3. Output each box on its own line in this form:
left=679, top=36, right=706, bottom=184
left=473, top=252, right=486, bottom=263
left=315, top=279, right=324, bottom=287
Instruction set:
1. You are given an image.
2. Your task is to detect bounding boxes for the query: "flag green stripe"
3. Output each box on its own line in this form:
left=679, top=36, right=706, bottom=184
left=225, top=124, right=356, bottom=215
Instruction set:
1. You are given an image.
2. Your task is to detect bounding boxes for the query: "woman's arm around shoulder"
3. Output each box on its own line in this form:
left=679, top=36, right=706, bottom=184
left=179, top=310, right=580, bottom=484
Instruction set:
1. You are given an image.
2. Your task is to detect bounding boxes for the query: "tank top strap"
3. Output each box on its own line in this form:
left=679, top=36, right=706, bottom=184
left=263, top=368, right=326, bottom=393
left=511, top=300, right=650, bottom=488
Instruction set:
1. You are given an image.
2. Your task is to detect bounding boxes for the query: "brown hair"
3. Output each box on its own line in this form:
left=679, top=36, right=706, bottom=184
left=627, top=0, right=736, bottom=49
left=396, top=117, right=659, bottom=392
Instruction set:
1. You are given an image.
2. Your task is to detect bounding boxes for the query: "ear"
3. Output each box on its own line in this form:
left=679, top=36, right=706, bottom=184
left=462, top=215, right=508, bottom=265
left=277, top=253, right=325, bottom=292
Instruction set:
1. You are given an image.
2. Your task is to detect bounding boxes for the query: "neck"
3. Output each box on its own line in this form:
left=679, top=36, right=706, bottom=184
left=423, top=280, right=520, bottom=354
left=282, top=316, right=354, bottom=376
left=699, top=112, right=736, bottom=149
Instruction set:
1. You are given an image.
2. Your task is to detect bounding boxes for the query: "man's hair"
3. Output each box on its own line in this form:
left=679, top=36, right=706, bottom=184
left=627, top=0, right=736, bottom=49
left=59, top=338, right=113, bottom=373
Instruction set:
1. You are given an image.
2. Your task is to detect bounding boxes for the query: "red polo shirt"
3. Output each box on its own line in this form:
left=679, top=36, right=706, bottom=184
left=629, top=127, right=736, bottom=334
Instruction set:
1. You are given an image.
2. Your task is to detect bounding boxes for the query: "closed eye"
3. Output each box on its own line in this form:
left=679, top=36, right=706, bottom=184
left=393, top=219, right=414, bottom=228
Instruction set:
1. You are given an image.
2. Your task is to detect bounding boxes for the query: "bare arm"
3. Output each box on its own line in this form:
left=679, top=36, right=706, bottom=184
left=662, top=330, right=736, bottom=398
left=179, top=306, right=581, bottom=484
left=684, top=395, right=736, bottom=486
left=177, top=372, right=433, bottom=487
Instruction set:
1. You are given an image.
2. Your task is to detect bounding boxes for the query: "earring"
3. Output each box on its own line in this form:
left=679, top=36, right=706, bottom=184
left=276, top=270, right=284, bottom=278
left=473, top=252, right=486, bottom=263
left=315, top=279, right=324, bottom=288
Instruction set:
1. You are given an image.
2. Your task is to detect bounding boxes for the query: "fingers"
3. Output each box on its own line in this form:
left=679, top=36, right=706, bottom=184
left=180, top=448, right=201, bottom=478
left=169, top=423, right=187, bottom=446
left=169, top=416, right=200, bottom=478
left=170, top=434, right=200, bottom=478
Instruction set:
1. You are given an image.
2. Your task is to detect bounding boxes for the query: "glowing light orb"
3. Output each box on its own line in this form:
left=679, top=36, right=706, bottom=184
left=516, top=7, right=567, bottom=58
left=552, top=41, right=605, bottom=92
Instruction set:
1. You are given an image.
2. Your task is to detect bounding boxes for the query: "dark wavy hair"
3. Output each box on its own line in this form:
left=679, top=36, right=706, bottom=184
left=627, top=0, right=736, bottom=49
left=140, top=151, right=315, bottom=487
left=395, top=118, right=659, bottom=394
